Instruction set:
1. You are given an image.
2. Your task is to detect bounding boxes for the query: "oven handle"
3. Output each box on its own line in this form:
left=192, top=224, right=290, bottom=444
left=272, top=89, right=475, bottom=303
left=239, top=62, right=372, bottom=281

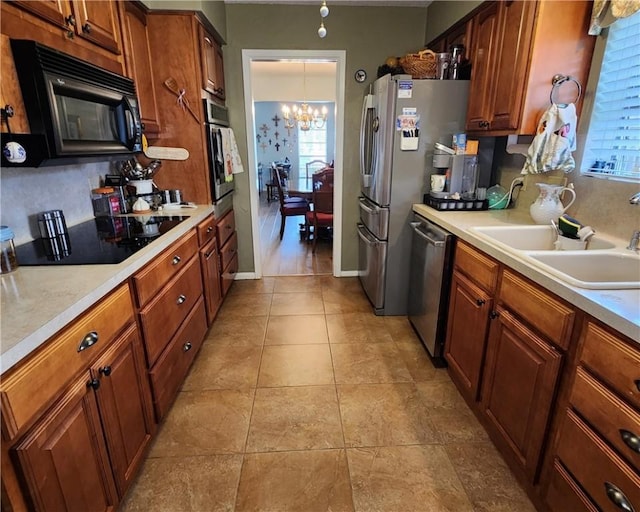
left=410, top=222, right=445, bottom=247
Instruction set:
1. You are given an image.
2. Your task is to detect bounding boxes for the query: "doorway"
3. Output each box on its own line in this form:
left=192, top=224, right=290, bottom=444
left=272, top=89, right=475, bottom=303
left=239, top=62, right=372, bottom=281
left=242, top=49, right=346, bottom=278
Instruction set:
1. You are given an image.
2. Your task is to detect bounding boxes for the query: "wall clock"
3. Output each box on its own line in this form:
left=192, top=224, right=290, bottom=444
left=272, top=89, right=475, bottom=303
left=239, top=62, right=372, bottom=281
left=354, top=69, right=367, bottom=83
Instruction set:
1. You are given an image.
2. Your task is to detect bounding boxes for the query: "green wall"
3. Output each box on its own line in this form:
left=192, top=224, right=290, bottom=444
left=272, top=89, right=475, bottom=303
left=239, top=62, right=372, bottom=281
left=424, top=1, right=481, bottom=43
left=224, top=4, right=428, bottom=273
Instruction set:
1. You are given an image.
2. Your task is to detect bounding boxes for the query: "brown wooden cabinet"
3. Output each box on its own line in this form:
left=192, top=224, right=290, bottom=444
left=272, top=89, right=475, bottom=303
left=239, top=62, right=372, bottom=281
left=200, top=25, right=225, bottom=101
left=217, top=209, right=237, bottom=297
left=197, top=215, right=223, bottom=325
left=119, top=1, right=161, bottom=135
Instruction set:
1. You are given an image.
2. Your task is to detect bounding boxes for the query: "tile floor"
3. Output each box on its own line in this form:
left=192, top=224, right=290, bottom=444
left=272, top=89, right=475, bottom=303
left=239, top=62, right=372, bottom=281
left=121, top=276, right=536, bottom=512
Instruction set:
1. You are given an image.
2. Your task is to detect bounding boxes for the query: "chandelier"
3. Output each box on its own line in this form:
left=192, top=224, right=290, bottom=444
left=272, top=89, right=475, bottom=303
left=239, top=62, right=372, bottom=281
left=281, top=62, right=328, bottom=131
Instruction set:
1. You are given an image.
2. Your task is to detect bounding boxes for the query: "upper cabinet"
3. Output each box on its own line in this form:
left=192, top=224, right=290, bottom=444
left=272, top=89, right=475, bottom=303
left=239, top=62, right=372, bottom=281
left=199, top=24, right=225, bottom=101
left=119, top=1, right=161, bottom=135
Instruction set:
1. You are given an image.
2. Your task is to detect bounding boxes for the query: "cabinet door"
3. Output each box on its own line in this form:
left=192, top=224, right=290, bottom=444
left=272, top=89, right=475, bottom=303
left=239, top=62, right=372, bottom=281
left=445, top=271, right=493, bottom=402
left=213, top=41, right=225, bottom=101
left=200, top=25, right=218, bottom=95
left=11, top=0, right=68, bottom=27
left=120, top=1, right=160, bottom=135
left=13, top=378, right=117, bottom=512
left=70, top=0, right=121, bottom=54
left=90, top=325, right=155, bottom=499
left=481, top=306, right=562, bottom=482
left=200, top=238, right=223, bottom=326
left=488, top=0, right=536, bottom=131
left=465, top=2, right=499, bottom=131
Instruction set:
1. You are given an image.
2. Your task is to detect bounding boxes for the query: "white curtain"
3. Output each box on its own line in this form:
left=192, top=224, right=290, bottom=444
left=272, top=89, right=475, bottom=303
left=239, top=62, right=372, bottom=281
left=589, top=0, right=640, bottom=34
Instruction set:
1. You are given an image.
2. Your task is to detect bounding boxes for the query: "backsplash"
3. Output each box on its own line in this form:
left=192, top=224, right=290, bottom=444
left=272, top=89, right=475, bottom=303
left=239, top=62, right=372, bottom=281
left=0, top=161, right=112, bottom=245
left=493, top=137, right=639, bottom=242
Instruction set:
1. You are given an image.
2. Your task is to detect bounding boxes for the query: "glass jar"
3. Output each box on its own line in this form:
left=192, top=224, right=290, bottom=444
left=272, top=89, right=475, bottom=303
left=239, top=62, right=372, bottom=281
left=91, top=187, right=122, bottom=217
left=0, top=226, right=18, bottom=274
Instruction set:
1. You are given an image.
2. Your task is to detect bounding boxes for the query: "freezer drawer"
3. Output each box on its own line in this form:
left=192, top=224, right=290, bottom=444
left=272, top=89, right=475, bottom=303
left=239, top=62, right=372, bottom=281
left=357, top=223, right=387, bottom=311
left=359, top=196, right=389, bottom=241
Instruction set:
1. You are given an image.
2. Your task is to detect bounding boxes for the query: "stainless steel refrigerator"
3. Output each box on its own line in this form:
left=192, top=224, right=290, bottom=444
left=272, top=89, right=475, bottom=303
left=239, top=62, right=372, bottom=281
left=357, top=74, right=469, bottom=315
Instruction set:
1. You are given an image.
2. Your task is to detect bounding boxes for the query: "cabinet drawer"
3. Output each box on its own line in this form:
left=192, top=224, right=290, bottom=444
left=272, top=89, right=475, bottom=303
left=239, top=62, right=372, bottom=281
left=454, top=240, right=499, bottom=293
left=149, top=298, right=207, bottom=421
left=1, top=284, right=133, bottom=439
left=546, top=460, right=598, bottom=512
left=579, top=321, right=640, bottom=410
left=217, top=209, right=235, bottom=247
left=499, top=270, right=575, bottom=350
left=221, top=253, right=238, bottom=297
left=557, top=409, right=640, bottom=512
left=197, top=215, right=217, bottom=247
left=139, top=257, right=203, bottom=367
left=133, top=230, right=198, bottom=307
left=220, top=231, right=238, bottom=271
left=571, top=367, right=640, bottom=470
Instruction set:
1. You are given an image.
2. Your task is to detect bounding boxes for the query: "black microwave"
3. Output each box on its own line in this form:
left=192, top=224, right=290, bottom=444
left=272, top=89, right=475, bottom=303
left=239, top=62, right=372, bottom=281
left=4, top=40, right=142, bottom=167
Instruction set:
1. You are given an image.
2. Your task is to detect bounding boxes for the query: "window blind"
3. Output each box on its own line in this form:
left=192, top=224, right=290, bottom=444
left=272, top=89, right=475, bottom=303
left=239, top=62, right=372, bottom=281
left=583, top=10, right=640, bottom=180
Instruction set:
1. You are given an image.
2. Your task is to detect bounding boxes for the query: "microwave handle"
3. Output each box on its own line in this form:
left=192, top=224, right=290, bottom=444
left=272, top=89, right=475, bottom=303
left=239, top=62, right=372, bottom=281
left=123, top=98, right=141, bottom=150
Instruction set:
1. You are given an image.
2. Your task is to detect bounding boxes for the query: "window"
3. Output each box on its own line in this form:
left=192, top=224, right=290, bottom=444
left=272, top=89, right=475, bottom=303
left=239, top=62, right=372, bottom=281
left=298, top=122, right=328, bottom=189
left=583, top=10, right=640, bottom=181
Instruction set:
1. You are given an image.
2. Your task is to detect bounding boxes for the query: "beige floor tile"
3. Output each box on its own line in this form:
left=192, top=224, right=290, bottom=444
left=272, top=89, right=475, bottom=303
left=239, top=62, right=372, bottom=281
left=218, top=293, right=272, bottom=317
left=326, top=313, right=393, bottom=344
left=258, top=344, right=334, bottom=387
left=119, top=454, right=242, bottom=512
left=415, top=379, right=468, bottom=409
left=270, top=292, right=325, bottom=316
left=182, top=345, right=262, bottom=391
left=273, top=275, right=322, bottom=293
left=383, top=316, right=419, bottom=342
left=150, top=390, right=254, bottom=457
left=395, top=341, right=451, bottom=382
left=446, top=442, right=536, bottom=512
left=206, top=315, right=267, bottom=346
left=347, top=445, right=474, bottom=512
left=265, top=314, right=328, bottom=345
left=235, top=450, right=354, bottom=512
left=322, top=289, right=371, bottom=314
left=338, top=383, right=438, bottom=447
left=228, top=277, right=276, bottom=295
left=429, top=406, right=490, bottom=444
left=319, top=276, right=362, bottom=293
left=246, top=386, right=343, bottom=452
left=331, top=343, right=412, bottom=384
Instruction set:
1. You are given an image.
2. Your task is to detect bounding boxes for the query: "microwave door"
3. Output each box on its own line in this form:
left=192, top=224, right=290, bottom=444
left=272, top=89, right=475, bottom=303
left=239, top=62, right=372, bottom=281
left=207, top=125, right=233, bottom=202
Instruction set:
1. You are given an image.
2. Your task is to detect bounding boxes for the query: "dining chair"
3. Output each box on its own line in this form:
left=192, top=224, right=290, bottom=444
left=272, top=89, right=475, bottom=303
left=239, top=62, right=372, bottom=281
left=274, top=167, right=310, bottom=240
left=305, top=169, right=334, bottom=252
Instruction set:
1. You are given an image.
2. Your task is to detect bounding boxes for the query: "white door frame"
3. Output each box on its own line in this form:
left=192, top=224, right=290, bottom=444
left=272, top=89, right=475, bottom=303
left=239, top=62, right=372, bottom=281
left=241, top=49, right=346, bottom=278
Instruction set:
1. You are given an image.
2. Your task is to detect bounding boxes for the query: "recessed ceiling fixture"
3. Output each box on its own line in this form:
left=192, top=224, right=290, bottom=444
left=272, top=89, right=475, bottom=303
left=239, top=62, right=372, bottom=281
left=318, top=1, right=329, bottom=38
left=281, top=62, right=328, bottom=131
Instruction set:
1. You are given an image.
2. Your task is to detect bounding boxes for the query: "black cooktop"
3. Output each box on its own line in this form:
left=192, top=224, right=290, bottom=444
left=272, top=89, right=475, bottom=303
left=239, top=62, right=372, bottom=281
left=16, top=215, right=187, bottom=266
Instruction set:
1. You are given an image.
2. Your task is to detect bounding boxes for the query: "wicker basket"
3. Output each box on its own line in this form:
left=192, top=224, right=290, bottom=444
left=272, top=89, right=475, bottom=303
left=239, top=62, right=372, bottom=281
left=399, top=49, right=437, bottom=79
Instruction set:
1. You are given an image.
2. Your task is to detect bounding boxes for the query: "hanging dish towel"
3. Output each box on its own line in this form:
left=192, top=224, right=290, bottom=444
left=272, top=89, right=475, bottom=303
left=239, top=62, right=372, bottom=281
left=521, top=103, right=577, bottom=175
left=219, top=127, right=245, bottom=182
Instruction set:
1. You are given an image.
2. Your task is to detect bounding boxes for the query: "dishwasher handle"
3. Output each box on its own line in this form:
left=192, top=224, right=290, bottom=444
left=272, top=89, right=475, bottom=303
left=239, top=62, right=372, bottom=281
left=410, top=222, right=445, bottom=247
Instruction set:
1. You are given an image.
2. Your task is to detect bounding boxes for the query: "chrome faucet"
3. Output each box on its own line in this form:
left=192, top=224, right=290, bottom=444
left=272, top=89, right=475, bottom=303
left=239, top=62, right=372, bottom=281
left=628, top=230, right=640, bottom=252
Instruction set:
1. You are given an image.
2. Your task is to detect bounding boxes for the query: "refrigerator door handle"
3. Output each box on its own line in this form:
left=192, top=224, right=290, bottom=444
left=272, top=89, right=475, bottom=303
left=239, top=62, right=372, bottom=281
left=360, top=94, right=376, bottom=180
left=409, top=222, right=445, bottom=247
left=358, top=197, right=379, bottom=215
left=357, top=223, right=378, bottom=246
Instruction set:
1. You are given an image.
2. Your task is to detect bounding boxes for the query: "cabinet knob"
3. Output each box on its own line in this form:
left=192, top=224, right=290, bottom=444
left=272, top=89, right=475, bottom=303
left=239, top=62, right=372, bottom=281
left=65, top=14, right=76, bottom=26
left=206, top=226, right=214, bottom=233
left=183, top=341, right=192, bottom=352
left=476, top=298, right=486, bottom=306
left=205, top=250, right=213, bottom=258
left=172, top=255, right=182, bottom=265
left=82, top=23, right=92, bottom=34
left=604, top=482, right=634, bottom=512
left=99, top=366, right=112, bottom=377
left=87, top=378, right=100, bottom=391
left=489, top=311, right=499, bottom=320
left=176, top=294, right=187, bottom=305
left=620, top=429, right=640, bottom=454
left=634, top=379, right=640, bottom=392
left=77, top=331, right=99, bottom=352
left=226, top=225, right=232, bottom=230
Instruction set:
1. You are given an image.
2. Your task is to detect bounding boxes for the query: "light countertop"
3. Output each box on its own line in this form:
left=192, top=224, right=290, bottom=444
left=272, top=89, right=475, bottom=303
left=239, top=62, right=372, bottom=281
left=1, top=206, right=214, bottom=374
left=412, top=204, right=640, bottom=344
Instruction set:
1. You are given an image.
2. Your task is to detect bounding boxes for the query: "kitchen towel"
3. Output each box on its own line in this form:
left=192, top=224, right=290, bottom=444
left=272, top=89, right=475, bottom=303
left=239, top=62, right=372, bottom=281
left=521, top=103, right=577, bottom=175
left=220, top=127, right=245, bottom=182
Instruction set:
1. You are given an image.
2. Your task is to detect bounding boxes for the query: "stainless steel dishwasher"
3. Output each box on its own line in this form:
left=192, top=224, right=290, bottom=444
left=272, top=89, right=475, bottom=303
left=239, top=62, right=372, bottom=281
left=407, top=214, right=454, bottom=363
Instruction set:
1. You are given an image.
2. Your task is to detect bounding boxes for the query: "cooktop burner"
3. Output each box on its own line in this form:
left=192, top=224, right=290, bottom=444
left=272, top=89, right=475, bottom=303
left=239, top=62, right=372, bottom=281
left=16, top=215, right=188, bottom=266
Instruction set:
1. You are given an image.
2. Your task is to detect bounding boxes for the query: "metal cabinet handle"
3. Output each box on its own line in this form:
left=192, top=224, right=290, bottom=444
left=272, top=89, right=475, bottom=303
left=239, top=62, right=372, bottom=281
left=82, top=23, right=91, bottom=34
left=99, top=366, right=112, bottom=377
left=77, top=331, right=99, bottom=352
left=206, top=226, right=214, bottom=233
left=476, top=299, right=486, bottom=306
left=620, top=429, right=640, bottom=454
left=65, top=14, right=76, bottom=26
left=604, top=482, right=635, bottom=512
left=172, top=255, right=181, bottom=265
left=183, top=342, right=192, bottom=352
left=409, top=222, right=445, bottom=247
left=176, top=294, right=187, bottom=305
left=87, top=379, right=100, bottom=390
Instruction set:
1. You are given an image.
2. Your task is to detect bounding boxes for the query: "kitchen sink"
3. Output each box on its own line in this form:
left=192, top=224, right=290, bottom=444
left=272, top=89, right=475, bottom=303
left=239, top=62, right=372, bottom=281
left=527, top=252, right=640, bottom=289
left=470, top=225, right=616, bottom=251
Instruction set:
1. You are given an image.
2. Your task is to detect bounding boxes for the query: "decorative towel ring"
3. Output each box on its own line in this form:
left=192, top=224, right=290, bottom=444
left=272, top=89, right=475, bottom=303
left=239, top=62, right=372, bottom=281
left=550, top=74, right=582, bottom=105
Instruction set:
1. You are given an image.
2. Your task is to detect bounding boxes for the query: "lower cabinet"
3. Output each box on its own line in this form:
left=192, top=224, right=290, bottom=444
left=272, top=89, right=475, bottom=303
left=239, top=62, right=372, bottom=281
left=200, top=237, right=223, bottom=325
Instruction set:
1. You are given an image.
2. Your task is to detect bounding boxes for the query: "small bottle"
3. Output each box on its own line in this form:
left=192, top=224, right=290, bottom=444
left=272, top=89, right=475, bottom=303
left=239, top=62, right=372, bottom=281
left=0, top=226, right=19, bottom=274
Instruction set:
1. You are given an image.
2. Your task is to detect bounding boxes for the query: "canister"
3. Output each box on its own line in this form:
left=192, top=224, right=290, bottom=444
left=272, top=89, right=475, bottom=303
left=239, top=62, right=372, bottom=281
left=91, top=188, right=122, bottom=217
left=0, top=226, right=18, bottom=273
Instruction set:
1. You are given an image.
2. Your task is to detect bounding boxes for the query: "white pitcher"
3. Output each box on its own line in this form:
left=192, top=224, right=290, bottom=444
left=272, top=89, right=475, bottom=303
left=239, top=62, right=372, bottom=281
left=529, top=183, right=576, bottom=225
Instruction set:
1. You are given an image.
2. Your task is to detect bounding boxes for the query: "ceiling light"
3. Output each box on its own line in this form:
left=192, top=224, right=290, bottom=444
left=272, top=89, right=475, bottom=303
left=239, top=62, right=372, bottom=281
left=320, top=1, right=329, bottom=17
left=318, top=22, right=327, bottom=38
left=281, top=63, right=328, bottom=131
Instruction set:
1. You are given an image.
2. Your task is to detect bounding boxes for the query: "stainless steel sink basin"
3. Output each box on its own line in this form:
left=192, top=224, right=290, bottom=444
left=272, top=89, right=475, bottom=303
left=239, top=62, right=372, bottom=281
left=470, top=225, right=616, bottom=251
left=527, top=252, right=640, bottom=289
